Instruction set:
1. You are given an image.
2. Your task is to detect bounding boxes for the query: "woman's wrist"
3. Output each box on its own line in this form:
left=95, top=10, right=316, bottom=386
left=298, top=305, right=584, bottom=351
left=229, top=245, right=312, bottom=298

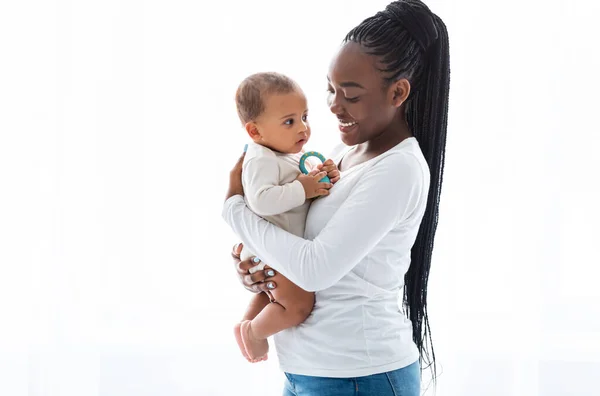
left=226, top=149, right=246, bottom=201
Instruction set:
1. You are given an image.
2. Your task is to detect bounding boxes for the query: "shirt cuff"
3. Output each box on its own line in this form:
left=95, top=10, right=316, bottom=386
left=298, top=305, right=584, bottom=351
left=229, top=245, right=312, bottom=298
left=222, top=194, right=245, bottom=221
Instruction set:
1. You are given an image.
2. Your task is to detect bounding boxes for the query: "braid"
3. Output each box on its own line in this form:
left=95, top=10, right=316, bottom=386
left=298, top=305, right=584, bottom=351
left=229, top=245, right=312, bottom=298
left=345, top=0, right=450, bottom=384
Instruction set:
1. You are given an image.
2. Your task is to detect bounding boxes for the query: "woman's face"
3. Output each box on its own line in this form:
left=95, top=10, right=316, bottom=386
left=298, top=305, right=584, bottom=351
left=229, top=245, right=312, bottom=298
left=327, top=41, right=406, bottom=147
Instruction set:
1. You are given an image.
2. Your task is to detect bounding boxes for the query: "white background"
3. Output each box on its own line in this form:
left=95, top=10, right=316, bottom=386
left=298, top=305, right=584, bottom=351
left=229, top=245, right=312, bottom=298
left=1, top=0, right=599, bottom=395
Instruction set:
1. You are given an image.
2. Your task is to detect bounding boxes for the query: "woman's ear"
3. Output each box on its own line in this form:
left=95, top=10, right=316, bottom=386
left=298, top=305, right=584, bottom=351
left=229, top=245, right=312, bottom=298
left=390, top=78, right=411, bottom=108
left=245, top=122, right=261, bottom=142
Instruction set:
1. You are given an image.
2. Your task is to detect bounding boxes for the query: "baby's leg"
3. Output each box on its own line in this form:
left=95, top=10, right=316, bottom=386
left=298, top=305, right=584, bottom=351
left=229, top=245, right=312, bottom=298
left=235, top=292, right=269, bottom=362
left=242, top=291, right=270, bottom=321
left=240, top=273, right=315, bottom=360
left=252, top=274, right=315, bottom=337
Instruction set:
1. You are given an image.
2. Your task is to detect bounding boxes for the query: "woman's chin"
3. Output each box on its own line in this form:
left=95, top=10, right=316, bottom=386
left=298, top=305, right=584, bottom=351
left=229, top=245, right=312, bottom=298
left=340, top=132, right=359, bottom=146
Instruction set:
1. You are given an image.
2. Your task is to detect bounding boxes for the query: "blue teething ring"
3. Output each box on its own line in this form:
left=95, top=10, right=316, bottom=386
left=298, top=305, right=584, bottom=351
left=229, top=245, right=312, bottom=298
left=299, top=151, right=330, bottom=183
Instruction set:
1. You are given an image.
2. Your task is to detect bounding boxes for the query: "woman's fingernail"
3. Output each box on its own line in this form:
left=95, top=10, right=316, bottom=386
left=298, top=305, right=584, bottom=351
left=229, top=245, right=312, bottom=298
left=267, top=282, right=275, bottom=289
left=244, top=144, right=248, bottom=153
left=253, top=257, right=261, bottom=263
left=234, top=243, right=240, bottom=252
left=266, top=270, right=275, bottom=277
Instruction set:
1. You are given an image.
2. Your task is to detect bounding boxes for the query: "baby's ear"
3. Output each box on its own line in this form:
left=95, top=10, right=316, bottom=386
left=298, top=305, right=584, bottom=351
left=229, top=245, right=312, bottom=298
left=245, top=122, right=261, bottom=142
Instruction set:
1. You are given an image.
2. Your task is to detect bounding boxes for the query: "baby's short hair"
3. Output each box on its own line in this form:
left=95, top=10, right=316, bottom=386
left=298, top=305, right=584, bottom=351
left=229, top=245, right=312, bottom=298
left=235, top=72, right=299, bottom=125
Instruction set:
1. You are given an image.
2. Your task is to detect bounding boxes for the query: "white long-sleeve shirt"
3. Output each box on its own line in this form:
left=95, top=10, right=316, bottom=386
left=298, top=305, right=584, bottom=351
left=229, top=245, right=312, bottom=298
left=223, top=137, right=430, bottom=377
left=239, top=142, right=311, bottom=270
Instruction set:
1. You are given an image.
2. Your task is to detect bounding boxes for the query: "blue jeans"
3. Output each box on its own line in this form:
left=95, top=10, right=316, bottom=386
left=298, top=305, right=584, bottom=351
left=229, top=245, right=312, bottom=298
left=283, top=361, right=420, bottom=396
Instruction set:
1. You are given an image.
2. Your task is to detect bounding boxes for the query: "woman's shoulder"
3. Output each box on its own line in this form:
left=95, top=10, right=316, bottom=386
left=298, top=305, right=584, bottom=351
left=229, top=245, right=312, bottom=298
left=359, top=139, right=430, bottom=192
left=373, top=138, right=427, bottom=170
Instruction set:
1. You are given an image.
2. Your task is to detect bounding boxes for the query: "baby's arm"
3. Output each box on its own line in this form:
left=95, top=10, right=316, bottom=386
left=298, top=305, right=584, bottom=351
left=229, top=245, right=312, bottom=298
left=243, top=155, right=306, bottom=217
left=244, top=156, right=330, bottom=216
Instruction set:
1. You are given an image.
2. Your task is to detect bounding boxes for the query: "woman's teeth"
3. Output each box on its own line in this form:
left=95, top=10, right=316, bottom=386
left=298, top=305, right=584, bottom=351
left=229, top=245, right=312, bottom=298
left=339, top=120, right=357, bottom=127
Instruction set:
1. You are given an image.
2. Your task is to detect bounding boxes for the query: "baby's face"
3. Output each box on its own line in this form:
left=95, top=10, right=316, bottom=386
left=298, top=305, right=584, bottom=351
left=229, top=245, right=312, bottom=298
left=252, top=90, right=310, bottom=154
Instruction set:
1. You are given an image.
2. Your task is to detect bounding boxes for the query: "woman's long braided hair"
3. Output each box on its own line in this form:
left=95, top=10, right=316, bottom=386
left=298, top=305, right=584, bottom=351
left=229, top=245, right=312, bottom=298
left=345, top=0, right=450, bottom=382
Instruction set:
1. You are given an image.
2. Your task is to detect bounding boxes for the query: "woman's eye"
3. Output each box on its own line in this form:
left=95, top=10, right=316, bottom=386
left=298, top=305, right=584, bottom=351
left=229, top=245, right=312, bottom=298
left=327, top=87, right=359, bottom=103
left=326, top=85, right=336, bottom=97
left=326, top=90, right=334, bottom=105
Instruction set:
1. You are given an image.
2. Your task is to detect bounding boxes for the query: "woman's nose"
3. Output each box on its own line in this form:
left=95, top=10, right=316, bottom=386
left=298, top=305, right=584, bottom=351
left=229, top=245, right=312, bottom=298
left=329, top=96, right=343, bottom=115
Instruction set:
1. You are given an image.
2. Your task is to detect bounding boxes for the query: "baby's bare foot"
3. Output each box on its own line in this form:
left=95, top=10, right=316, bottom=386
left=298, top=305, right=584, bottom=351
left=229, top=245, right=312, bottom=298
left=240, top=320, right=269, bottom=363
left=234, top=322, right=251, bottom=362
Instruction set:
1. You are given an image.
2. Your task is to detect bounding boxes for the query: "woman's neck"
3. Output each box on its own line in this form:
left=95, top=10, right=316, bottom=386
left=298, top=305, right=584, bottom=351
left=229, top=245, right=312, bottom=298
left=339, top=118, right=412, bottom=171
left=355, top=118, right=412, bottom=158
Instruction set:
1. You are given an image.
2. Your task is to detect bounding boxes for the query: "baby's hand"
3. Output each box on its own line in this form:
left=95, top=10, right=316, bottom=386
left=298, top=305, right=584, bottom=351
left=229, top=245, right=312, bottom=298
left=317, top=159, right=341, bottom=184
left=297, top=171, right=332, bottom=199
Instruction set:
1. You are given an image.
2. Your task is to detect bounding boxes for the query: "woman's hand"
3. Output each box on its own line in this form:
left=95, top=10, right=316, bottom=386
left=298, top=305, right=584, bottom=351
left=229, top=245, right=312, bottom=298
left=317, top=159, right=341, bottom=184
left=225, top=150, right=246, bottom=201
left=232, top=243, right=277, bottom=293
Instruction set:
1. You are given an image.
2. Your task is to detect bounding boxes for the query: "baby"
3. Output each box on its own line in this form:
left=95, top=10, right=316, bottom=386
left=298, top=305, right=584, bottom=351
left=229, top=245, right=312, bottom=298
left=232, top=72, right=338, bottom=362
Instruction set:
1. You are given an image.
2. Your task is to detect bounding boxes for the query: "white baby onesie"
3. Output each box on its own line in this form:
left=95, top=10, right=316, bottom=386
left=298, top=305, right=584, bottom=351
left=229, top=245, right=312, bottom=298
left=240, top=142, right=311, bottom=273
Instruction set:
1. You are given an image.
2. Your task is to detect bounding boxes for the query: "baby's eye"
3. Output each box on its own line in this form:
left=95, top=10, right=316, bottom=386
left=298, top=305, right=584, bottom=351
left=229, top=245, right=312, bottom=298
left=302, top=114, right=308, bottom=122
left=284, top=119, right=294, bottom=125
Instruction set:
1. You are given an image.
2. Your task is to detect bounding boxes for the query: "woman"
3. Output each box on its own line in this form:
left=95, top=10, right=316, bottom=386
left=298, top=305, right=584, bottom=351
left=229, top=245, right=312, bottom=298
left=224, top=1, right=449, bottom=394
